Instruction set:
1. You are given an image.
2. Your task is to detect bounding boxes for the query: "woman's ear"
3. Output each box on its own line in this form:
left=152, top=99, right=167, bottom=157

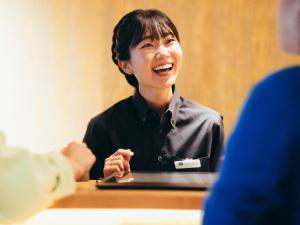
left=118, top=60, right=133, bottom=75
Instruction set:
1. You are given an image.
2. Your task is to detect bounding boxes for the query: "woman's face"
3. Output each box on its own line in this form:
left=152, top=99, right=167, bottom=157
left=124, top=31, right=183, bottom=93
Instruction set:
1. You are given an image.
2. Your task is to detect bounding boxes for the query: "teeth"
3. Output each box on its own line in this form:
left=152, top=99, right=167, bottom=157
left=153, top=63, right=173, bottom=71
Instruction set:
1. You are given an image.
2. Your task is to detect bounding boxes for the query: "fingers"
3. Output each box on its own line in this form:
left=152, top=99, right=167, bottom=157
left=105, top=155, right=125, bottom=170
left=104, top=155, right=125, bottom=178
left=112, top=149, right=134, bottom=161
left=103, top=165, right=123, bottom=178
left=103, top=149, right=134, bottom=178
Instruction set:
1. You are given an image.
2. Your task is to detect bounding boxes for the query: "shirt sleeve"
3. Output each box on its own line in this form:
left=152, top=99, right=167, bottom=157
left=203, top=78, right=297, bottom=225
left=0, top=143, right=75, bottom=224
left=83, top=118, right=111, bottom=179
left=209, top=116, right=224, bottom=172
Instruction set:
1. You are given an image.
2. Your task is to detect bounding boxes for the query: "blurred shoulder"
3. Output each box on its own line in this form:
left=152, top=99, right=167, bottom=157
left=256, top=65, right=300, bottom=91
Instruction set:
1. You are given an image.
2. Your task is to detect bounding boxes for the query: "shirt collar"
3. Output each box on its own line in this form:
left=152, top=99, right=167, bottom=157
left=132, top=85, right=181, bottom=128
left=167, top=86, right=180, bottom=128
left=132, top=89, right=149, bottom=123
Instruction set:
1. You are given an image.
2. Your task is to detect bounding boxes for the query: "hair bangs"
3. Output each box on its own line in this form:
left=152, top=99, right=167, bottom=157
left=130, top=16, right=178, bottom=48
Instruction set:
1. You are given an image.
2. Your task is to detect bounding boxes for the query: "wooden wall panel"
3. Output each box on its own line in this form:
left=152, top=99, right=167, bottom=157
left=71, top=0, right=299, bottom=137
left=1, top=0, right=299, bottom=151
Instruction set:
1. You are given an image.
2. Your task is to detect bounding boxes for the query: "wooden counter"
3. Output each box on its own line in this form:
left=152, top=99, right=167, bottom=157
left=51, top=181, right=208, bottom=209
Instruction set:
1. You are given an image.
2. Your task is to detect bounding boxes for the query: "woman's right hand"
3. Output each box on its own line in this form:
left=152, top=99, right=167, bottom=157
left=103, top=149, right=134, bottom=178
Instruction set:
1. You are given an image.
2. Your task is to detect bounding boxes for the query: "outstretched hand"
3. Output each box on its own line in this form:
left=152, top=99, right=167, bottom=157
left=61, top=142, right=95, bottom=181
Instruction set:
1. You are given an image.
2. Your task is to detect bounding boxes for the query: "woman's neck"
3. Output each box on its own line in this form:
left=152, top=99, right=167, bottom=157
left=139, top=87, right=173, bottom=118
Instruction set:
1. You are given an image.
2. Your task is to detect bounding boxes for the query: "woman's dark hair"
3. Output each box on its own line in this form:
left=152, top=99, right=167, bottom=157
left=111, top=9, right=180, bottom=87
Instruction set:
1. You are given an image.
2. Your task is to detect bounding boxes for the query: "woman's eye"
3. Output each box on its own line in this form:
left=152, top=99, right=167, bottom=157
left=167, top=38, right=175, bottom=43
left=142, top=43, right=153, bottom=48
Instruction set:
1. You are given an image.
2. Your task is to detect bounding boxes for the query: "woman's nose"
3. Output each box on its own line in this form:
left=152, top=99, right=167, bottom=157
left=155, top=45, right=170, bottom=59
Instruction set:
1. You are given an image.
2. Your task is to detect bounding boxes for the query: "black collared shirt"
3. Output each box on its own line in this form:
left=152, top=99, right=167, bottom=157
left=84, top=87, right=224, bottom=179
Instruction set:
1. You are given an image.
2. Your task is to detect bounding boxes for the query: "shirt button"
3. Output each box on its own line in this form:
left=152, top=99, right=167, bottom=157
left=158, top=156, right=163, bottom=162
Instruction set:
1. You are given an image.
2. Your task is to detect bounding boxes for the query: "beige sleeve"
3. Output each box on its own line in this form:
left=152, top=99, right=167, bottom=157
left=0, top=144, right=75, bottom=224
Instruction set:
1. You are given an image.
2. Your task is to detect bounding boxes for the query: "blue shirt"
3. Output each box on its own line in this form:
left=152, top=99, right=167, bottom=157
left=203, top=66, right=300, bottom=225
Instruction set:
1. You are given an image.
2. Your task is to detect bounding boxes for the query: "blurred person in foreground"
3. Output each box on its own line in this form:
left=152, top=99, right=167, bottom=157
left=0, top=132, right=95, bottom=224
left=203, top=0, right=300, bottom=224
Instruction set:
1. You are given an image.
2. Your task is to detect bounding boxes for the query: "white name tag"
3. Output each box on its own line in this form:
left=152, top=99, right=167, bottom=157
left=174, top=159, right=201, bottom=169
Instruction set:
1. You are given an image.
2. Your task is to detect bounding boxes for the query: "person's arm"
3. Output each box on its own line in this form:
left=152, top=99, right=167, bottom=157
left=0, top=138, right=95, bottom=224
left=209, top=116, right=224, bottom=172
left=83, top=118, right=112, bottom=179
left=0, top=146, right=74, bottom=224
left=203, top=78, right=297, bottom=225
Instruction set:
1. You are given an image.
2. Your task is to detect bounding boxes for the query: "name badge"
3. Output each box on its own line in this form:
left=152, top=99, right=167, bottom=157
left=174, top=159, right=201, bottom=169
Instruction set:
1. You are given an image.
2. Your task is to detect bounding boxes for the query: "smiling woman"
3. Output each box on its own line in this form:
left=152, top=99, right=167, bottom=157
left=83, top=9, right=224, bottom=180
left=1, top=0, right=298, bottom=162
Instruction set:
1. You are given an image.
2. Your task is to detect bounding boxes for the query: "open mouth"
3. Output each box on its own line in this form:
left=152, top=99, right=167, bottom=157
left=152, top=63, right=173, bottom=74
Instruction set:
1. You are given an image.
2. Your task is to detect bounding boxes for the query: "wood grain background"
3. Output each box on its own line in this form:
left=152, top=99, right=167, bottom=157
left=69, top=0, right=299, bottom=136
left=1, top=0, right=299, bottom=151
